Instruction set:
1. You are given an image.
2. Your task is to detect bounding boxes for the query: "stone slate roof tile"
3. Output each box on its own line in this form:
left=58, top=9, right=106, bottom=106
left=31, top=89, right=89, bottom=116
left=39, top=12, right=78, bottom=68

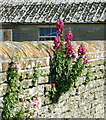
left=0, top=2, right=105, bottom=23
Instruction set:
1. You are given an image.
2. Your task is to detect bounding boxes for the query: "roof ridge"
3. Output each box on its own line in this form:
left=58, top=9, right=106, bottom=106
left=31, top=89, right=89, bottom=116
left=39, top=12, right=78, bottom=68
left=0, top=0, right=106, bottom=5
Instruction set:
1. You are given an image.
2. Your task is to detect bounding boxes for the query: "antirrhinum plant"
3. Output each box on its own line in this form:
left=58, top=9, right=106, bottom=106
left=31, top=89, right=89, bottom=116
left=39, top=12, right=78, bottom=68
left=49, top=20, right=92, bottom=103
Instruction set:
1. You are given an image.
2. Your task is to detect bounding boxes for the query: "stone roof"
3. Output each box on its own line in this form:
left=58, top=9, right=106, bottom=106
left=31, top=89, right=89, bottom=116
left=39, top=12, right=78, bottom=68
left=0, top=1, right=106, bottom=23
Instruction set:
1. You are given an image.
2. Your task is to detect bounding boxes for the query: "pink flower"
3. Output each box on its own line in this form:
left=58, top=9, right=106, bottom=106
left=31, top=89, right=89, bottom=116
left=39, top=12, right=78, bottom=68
left=53, top=37, right=61, bottom=51
left=56, top=20, right=64, bottom=27
left=65, top=48, right=69, bottom=54
left=32, top=97, right=42, bottom=111
left=83, top=59, right=88, bottom=65
left=37, top=97, right=42, bottom=108
left=65, top=31, right=73, bottom=41
left=14, top=61, right=20, bottom=64
left=78, top=45, right=86, bottom=57
left=71, top=54, right=76, bottom=59
left=12, top=61, right=20, bottom=70
left=56, top=20, right=64, bottom=33
left=52, top=83, right=56, bottom=87
left=65, top=42, right=74, bottom=57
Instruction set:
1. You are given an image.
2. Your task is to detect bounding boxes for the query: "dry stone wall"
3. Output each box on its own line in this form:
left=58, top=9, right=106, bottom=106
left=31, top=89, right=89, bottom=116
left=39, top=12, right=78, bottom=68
left=0, top=41, right=105, bottom=118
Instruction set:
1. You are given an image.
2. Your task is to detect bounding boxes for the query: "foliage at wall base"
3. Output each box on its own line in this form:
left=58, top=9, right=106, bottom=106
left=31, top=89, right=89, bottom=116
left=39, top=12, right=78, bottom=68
left=2, top=61, right=22, bottom=120
left=2, top=56, right=42, bottom=119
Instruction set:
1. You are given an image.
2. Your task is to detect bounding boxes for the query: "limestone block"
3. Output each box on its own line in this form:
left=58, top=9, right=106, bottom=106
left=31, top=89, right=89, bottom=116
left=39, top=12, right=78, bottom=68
left=42, top=96, right=50, bottom=105
left=79, top=99, right=86, bottom=107
left=23, top=87, right=37, bottom=98
left=44, top=84, right=51, bottom=92
left=93, top=112, right=104, bottom=118
left=41, top=59, right=48, bottom=67
left=21, top=61, right=28, bottom=70
left=38, top=76, right=49, bottom=84
left=27, top=62, right=32, bottom=69
left=97, top=79, right=104, bottom=87
left=85, top=103, right=92, bottom=110
left=40, top=68, right=50, bottom=75
left=91, top=61, right=99, bottom=66
left=2, top=63, right=9, bottom=72
left=27, top=71, right=34, bottom=79
left=20, top=70, right=34, bottom=80
left=0, top=83, right=8, bottom=96
left=88, top=80, right=95, bottom=89
left=94, top=72, right=104, bottom=80
left=21, top=79, right=32, bottom=88
left=91, top=98, right=104, bottom=108
left=60, top=112, right=73, bottom=118
left=74, top=95, right=80, bottom=101
left=89, top=88, right=95, bottom=95
left=81, top=68, right=87, bottom=76
left=33, top=85, right=45, bottom=96
left=90, top=107, right=96, bottom=116
left=46, top=57, right=50, bottom=66
left=86, top=93, right=94, bottom=103
left=94, top=91, right=104, bottom=99
left=75, top=77, right=84, bottom=86
left=70, top=88, right=76, bottom=96
left=78, top=85, right=85, bottom=94
left=95, top=104, right=104, bottom=113
left=59, top=92, right=70, bottom=102
left=81, top=91, right=90, bottom=99
left=95, top=66, right=102, bottom=72
left=0, top=73, right=7, bottom=84
left=40, top=105, right=49, bottom=113
left=98, top=60, right=104, bottom=65
left=31, top=60, right=36, bottom=69
left=95, top=86, right=104, bottom=92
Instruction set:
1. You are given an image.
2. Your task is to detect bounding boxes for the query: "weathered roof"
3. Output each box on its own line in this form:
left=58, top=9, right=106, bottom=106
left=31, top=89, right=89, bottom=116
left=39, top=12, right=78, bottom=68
left=0, top=1, right=106, bottom=23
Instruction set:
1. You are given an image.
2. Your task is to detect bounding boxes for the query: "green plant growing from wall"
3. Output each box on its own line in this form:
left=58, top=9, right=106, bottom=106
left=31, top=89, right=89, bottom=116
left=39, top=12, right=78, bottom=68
left=2, top=54, right=42, bottom=119
left=1, top=53, right=24, bottom=119
left=85, top=64, right=93, bottom=84
left=32, top=64, right=41, bottom=87
left=49, top=20, right=93, bottom=103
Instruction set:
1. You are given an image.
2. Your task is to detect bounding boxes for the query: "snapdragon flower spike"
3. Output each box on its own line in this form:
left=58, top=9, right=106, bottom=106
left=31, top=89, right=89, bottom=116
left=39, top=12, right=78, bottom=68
left=78, top=45, right=86, bottom=57
left=65, top=42, right=74, bottom=57
left=53, top=37, right=61, bottom=51
left=56, top=20, right=64, bottom=34
left=65, top=31, right=73, bottom=42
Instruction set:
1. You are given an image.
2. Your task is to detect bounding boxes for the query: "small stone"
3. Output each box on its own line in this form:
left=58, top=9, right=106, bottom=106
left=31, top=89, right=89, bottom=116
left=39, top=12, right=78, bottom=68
left=0, top=83, right=8, bottom=96
left=21, top=79, right=32, bottom=88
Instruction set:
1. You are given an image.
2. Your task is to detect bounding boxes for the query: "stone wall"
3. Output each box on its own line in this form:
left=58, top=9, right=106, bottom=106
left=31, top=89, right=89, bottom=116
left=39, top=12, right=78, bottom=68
left=0, top=41, right=105, bottom=118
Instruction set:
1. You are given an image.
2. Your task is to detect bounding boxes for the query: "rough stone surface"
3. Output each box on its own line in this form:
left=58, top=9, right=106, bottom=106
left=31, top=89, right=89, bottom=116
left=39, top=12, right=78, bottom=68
left=0, top=41, right=105, bottom=118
